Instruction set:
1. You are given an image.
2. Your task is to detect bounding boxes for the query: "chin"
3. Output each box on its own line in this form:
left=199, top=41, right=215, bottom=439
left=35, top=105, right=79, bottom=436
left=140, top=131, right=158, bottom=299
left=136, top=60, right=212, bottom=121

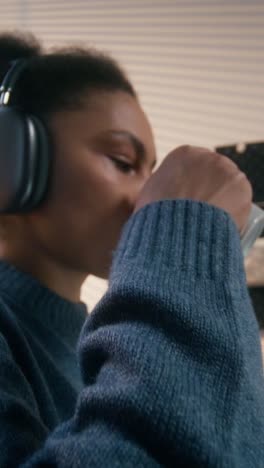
left=84, top=245, right=116, bottom=280
left=91, top=260, right=111, bottom=281
left=99, top=263, right=112, bottom=280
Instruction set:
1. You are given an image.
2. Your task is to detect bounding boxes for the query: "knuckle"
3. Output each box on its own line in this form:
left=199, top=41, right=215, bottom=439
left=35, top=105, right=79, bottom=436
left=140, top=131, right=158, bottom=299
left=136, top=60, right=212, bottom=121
left=215, top=154, right=239, bottom=172
left=235, top=172, right=253, bottom=199
left=244, top=176, right=253, bottom=198
left=178, top=144, right=191, bottom=153
left=236, top=170, right=249, bottom=184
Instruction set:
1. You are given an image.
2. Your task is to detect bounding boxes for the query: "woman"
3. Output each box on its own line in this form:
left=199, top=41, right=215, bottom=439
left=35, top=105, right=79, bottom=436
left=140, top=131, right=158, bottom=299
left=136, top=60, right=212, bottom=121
left=0, top=32, right=263, bottom=467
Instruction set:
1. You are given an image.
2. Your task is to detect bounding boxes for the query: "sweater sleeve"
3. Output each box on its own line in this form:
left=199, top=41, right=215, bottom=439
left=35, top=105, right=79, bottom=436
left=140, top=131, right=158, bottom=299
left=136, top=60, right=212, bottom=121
left=19, top=200, right=264, bottom=467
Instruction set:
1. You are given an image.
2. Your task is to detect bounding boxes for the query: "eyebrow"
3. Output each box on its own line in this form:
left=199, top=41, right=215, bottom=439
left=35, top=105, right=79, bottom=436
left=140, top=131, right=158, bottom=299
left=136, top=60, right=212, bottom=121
left=105, top=130, right=157, bottom=170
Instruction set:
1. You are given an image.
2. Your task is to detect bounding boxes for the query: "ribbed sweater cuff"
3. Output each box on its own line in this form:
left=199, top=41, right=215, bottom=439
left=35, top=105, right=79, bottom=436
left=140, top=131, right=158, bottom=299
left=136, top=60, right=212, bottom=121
left=109, top=200, right=246, bottom=293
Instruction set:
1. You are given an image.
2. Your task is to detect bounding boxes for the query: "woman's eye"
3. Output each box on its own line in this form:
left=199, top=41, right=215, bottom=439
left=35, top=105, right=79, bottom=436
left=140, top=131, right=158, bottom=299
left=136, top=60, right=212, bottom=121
left=109, top=157, right=135, bottom=174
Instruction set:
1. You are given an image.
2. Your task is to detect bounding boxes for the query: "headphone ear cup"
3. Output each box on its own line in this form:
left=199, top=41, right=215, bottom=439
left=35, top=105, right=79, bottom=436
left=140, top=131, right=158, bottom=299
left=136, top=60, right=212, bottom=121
left=0, top=107, right=51, bottom=213
left=0, top=58, right=51, bottom=213
left=20, top=114, right=51, bottom=211
left=0, top=107, right=31, bottom=213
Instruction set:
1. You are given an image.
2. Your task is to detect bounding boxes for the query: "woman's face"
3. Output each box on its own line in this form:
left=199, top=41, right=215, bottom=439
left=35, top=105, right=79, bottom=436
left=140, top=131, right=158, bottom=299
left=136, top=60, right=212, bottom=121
left=22, top=90, right=157, bottom=279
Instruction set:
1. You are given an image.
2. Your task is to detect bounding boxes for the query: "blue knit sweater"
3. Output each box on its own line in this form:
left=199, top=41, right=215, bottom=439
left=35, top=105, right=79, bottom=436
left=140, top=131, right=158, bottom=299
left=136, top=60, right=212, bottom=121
left=0, top=200, right=263, bottom=467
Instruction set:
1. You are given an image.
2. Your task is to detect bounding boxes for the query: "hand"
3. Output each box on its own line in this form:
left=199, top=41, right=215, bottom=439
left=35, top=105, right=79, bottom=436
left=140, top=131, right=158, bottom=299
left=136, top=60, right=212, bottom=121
left=133, top=145, right=253, bottom=234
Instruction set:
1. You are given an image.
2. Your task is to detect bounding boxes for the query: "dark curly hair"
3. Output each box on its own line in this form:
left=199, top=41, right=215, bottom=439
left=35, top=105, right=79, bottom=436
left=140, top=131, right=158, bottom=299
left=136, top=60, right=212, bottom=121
left=0, top=31, right=137, bottom=122
left=0, top=31, right=43, bottom=72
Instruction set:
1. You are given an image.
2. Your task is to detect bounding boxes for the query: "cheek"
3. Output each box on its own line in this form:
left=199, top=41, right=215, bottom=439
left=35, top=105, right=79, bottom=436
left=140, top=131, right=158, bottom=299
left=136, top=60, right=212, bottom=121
left=29, top=155, right=130, bottom=256
left=47, top=150, right=130, bottom=222
left=54, top=160, right=116, bottom=219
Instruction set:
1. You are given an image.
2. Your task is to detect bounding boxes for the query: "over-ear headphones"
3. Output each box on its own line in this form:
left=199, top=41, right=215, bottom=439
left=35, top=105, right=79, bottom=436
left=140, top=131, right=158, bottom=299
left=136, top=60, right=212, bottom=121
left=0, top=59, right=51, bottom=213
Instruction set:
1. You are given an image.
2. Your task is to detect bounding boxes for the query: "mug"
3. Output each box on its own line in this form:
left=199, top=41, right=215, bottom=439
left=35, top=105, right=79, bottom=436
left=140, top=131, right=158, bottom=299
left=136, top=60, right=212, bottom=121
left=241, top=203, right=264, bottom=257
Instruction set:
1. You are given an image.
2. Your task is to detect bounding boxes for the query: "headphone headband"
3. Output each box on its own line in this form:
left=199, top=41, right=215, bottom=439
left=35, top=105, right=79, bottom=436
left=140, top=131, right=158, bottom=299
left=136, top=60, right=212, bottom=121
left=0, top=59, right=28, bottom=106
